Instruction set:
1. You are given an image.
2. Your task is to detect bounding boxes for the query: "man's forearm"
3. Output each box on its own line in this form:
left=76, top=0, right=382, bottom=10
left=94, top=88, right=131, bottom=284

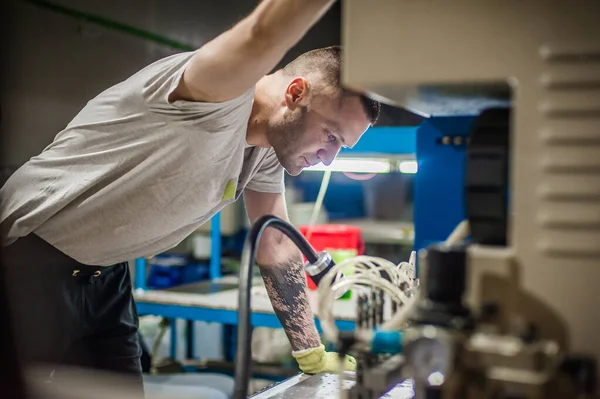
left=258, top=255, right=321, bottom=351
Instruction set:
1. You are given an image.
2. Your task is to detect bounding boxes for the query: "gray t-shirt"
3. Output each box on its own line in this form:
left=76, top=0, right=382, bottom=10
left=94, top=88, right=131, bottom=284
left=0, top=51, right=284, bottom=266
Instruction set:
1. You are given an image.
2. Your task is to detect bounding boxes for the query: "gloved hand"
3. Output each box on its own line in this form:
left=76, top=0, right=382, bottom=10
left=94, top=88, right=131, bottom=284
left=292, top=344, right=356, bottom=374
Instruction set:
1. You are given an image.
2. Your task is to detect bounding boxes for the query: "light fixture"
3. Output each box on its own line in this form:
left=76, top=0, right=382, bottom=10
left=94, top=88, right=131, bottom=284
left=305, top=158, right=391, bottom=174
left=399, top=161, right=418, bottom=174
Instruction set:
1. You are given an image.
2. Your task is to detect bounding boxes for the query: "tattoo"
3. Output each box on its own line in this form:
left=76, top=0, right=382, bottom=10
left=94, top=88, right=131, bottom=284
left=259, top=257, right=321, bottom=351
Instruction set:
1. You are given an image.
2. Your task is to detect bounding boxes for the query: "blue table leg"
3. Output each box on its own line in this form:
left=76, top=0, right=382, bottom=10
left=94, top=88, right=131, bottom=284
left=210, top=212, right=222, bottom=280
left=134, top=258, right=147, bottom=290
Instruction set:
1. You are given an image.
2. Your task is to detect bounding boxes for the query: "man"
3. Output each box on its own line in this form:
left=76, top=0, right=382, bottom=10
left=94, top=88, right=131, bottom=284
left=0, top=0, right=380, bottom=394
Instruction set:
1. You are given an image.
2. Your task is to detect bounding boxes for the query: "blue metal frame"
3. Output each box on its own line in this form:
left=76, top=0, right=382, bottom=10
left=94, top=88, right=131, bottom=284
left=137, top=302, right=356, bottom=332
left=340, top=126, right=417, bottom=156
left=414, top=117, right=475, bottom=259
left=210, top=212, right=222, bottom=280
left=134, top=258, right=147, bottom=290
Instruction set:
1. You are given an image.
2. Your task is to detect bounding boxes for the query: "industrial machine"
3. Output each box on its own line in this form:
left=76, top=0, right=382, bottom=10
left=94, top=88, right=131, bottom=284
left=237, top=1, right=600, bottom=398
left=337, top=1, right=599, bottom=397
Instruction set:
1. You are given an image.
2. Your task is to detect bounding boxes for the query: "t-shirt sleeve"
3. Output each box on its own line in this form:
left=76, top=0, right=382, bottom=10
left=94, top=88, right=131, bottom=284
left=139, top=51, right=254, bottom=116
left=246, top=149, right=285, bottom=194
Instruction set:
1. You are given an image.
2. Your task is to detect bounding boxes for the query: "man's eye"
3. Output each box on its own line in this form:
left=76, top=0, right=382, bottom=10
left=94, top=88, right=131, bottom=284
left=326, top=132, right=336, bottom=143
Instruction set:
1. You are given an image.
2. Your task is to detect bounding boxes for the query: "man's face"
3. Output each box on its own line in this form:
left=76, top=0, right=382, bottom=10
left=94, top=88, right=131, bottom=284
left=267, top=78, right=371, bottom=176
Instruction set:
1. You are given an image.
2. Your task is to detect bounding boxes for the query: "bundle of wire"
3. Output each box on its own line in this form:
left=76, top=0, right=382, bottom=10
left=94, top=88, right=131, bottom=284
left=316, top=219, right=471, bottom=344
left=317, top=221, right=471, bottom=398
left=316, top=255, right=417, bottom=344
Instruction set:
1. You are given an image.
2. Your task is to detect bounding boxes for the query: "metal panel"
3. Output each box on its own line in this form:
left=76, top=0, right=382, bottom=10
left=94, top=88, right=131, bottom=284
left=250, top=373, right=415, bottom=399
left=343, top=0, right=600, bottom=373
left=413, top=117, right=475, bottom=255
left=339, top=126, right=417, bottom=156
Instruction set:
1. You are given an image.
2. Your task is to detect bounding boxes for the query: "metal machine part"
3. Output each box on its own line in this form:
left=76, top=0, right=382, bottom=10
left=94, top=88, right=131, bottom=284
left=409, top=245, right=473, bottom=330
left=339, top=0, right=600, bottom=398
left=249, top=373, right=415, bottom=399
left=304, top=251, right=334, bottom=285
left=304, top=251, right=352, bottom=299
left=349, top=356, right=408, bottom=399
left=337, top=244, right=597, bottom=399
left=342, top=0, right=600, bottom=367
left=465, top=108, right=510, bottom=246
left=403, top=326, right=456, bottom=388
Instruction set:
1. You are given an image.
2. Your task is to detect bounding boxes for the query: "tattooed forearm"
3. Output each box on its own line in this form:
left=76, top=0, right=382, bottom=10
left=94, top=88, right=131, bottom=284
left=259, top=257, right=321, bottom=351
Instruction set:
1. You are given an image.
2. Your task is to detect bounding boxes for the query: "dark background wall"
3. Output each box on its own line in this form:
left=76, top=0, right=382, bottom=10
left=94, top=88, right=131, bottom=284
left=1, top=0, right=420, bottom=171
left=2, top=0, right=343, bottom=167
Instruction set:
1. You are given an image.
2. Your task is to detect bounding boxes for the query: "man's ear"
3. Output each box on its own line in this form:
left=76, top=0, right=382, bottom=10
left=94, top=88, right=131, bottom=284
left=284, top=77, right=309, bottom=110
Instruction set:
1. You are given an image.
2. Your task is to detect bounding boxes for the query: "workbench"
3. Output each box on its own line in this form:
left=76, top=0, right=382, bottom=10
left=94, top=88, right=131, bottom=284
left=134, top=275, right=358, bottom=360
left=249, top=372, right=415, bottom=399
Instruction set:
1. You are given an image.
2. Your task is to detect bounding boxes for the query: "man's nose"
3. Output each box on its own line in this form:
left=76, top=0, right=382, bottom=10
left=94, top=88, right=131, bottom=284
left=317, top=145, right=341, bottom=166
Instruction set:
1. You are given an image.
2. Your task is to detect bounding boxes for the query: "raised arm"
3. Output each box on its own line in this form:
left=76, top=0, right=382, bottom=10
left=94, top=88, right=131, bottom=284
left=171, top=0, right=336, bottom=103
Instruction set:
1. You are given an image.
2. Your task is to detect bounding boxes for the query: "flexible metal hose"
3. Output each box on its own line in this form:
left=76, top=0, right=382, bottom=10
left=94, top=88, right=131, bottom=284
left=233, top=215, right=318, bottom=399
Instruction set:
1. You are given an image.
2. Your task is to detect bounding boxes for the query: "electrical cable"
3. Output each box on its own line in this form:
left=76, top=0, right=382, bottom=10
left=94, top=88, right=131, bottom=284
left=317, top=222, right=470, bottom=340
left=316, top=255, right=414, bottom=343
left=233, top=215, right=318, bottom=399
left=306, top=169, right=332, bottom=241
left=234, top=217, right=470, bottom=397
left=443, top=220, right=470, bottom=247
left=381, top=219, right=471, bottom=330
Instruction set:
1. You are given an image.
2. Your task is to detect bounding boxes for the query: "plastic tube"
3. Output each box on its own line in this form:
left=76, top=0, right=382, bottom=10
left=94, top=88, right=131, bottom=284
left=381, top=219, right=471, bottom=330
left=444, top=220, right=470, bottom=247
left=306, top=169, right=332, bottom=241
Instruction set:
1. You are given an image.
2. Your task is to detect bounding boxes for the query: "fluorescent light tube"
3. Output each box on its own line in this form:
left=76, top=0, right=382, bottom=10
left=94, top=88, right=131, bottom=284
left=399, top=161, right=418, bottom=174
left=305, top=158, right=391, bottom=173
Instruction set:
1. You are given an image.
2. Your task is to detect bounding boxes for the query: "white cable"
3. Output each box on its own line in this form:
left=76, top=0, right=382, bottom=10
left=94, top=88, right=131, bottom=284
left=444, top=219, right=470, bottom=247
left=319, top=275, right=408, bottom=342
left=316, top=255, right=414, bottom=343
left=397, top=250, right=416, bottom=279
left=334, top=255, right=411, bottom=287
left=306, top=169, right=332, bottom=240
left=380, top=292, right=421, bottom=330
left=381, top=220, right=471, bottom=330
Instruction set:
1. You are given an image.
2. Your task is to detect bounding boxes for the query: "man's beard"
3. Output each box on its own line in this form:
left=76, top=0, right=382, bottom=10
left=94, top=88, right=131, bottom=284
left=267, top=107, right=308, bottom=175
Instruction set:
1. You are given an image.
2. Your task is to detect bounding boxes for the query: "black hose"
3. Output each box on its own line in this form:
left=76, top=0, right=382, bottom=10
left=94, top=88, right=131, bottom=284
left=233, top=215, right=319, bottom=399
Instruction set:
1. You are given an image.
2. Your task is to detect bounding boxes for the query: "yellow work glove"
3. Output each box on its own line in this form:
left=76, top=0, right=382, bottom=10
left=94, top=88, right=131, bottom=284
left=292, top=344, right=357, bottom=374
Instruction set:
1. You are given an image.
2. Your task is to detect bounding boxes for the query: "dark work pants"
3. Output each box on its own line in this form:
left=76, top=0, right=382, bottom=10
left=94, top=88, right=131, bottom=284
left=2, top=234, right=143, bottom=396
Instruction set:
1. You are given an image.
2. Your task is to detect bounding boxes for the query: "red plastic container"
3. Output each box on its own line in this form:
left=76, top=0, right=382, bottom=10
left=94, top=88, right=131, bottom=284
left=299, top=224, right=364, bottom=290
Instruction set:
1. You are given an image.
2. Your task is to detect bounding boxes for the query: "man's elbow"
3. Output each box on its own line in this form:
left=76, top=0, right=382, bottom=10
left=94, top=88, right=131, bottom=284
left=255, top=230, right=298, bottom=267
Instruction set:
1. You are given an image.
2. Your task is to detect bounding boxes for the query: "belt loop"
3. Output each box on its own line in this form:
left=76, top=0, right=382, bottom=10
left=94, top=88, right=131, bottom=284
left=88, top=269, right=102, bottom=284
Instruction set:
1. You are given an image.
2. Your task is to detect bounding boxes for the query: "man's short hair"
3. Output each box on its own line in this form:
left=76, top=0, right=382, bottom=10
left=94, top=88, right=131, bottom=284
left=281, top=46, right=381, bottom=125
